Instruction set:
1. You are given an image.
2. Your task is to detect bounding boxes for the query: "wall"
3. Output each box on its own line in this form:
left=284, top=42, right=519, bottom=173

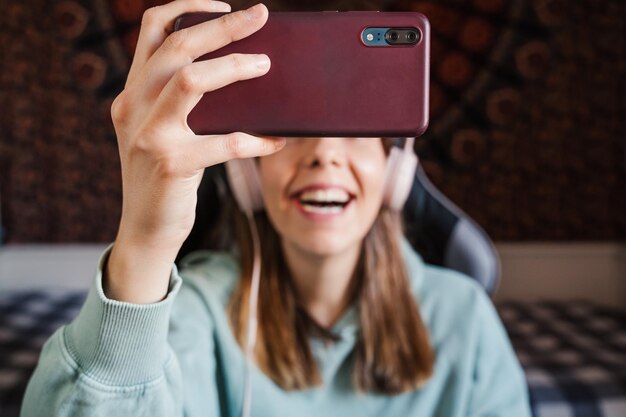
left=1, top=0, right=624, bottom=244
left=494, top=243, right=626, bottom=310
left=2, top=243, right=624, bottom=311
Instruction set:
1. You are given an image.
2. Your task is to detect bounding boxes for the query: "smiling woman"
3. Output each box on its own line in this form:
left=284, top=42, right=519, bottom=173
left=20, top=1, right=531, bottom=416
left=225, top=137, right=435, bottom=392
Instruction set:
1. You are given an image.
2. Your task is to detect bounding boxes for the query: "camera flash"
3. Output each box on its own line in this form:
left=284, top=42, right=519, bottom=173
left=366, top=33, right=374, bottom=41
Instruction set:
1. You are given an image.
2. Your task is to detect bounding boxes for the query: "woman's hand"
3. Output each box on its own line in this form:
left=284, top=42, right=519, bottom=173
left=105, top=1, right=284, bottom=303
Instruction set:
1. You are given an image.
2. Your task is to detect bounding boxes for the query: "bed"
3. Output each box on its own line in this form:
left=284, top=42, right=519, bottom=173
left=1, top=289, right=625, bottom=416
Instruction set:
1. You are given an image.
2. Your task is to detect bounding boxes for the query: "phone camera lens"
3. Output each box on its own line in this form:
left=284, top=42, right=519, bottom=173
left=385, top=31, right=399, bottom=42
left=407, top=31, right=417, bottom=41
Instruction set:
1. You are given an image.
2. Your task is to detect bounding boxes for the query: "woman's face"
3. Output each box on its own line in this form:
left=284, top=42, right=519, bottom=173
left=258, top=138, right=387, bottom=257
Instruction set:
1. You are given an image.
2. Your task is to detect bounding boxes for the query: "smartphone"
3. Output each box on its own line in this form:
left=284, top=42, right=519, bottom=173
left=174, top=11, right=430, bottom=138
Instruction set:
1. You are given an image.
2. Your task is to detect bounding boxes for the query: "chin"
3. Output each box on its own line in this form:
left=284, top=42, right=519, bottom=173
left=289, top=233, right=359, bottom=258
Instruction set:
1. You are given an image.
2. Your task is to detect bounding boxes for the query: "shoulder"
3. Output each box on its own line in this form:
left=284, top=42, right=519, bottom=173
left=400, top=236, right=489, bottom=323
left=420, top=263, right=488, bottom=316
left=400, top=237, right=499, bottom=353
left=420, top=264, right=491, bottom=342
left=169, top=249, right=241, bottom=322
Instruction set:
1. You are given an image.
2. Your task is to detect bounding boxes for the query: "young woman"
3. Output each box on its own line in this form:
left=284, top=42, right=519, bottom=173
left=21, top=1, right=530, bottom=416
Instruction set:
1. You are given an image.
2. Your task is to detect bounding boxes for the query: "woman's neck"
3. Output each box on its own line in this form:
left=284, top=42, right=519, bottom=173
left=281, top=240, right=361, bottom=329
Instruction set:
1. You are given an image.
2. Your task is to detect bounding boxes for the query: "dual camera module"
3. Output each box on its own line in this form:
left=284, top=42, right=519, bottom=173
left=362, top=27, right=421, bottom=46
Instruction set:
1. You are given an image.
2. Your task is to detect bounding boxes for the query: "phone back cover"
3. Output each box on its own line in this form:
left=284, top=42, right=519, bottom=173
left=175, top=11, right=430, bottom=137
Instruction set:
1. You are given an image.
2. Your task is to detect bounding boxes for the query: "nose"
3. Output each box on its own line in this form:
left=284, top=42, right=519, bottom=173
left=300, top=138, right=347, bottom=169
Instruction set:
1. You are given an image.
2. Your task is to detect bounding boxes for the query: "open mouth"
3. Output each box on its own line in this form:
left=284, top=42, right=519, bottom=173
left=292, top=188, right=355, bottom=215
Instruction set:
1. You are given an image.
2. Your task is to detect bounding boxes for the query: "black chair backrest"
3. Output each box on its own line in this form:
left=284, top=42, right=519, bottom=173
left=403, top=165, right=500, bottom=295
left=178, top=163, right=501, bottom=296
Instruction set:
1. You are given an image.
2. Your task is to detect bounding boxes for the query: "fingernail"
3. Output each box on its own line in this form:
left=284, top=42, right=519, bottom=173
left=255, top=54, right=270, bottom=70
left=245, top=3, right=264, bottom=19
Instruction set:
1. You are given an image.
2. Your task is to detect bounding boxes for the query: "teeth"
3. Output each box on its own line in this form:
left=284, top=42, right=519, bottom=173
left=301, top=204, right=345, bottom=214
left=298, top=188, right=350, bottom=203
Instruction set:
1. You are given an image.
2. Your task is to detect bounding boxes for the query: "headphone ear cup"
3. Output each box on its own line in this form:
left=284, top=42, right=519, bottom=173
left=225, top=159, right=265, bottom=215
left=383, top=147, right=418, bottom=211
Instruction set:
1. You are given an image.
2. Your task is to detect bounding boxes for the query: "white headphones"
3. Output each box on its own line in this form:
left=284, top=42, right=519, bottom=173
left=225, top=137, right=418, bottom=215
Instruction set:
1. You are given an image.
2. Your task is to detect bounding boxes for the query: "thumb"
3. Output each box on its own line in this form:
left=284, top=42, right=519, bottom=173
left=184, top=132, right=286, bottom=170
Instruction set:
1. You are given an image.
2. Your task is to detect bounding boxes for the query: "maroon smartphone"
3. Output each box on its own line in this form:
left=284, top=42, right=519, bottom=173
left=174, top=11, right=430, bottom=137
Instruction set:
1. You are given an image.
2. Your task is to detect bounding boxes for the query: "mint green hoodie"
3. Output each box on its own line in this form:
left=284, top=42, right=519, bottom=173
left=21, top=237, right=531, bottom=417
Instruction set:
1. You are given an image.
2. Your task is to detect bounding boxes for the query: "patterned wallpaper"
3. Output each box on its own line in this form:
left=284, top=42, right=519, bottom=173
left=0, top=0, right=624, bottom=243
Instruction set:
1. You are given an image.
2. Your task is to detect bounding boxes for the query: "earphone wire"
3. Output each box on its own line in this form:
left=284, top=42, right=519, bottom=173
left=238, top=137, right=415, bottom=416
left=404, top=137, right=415, bottom=151
left=242, top=211, right=261, bottom=417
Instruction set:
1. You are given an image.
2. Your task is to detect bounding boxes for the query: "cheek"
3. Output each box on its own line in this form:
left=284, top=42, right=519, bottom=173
left=258, top=158, right=278, bottom=199
left=258, top=157, right=291, bottom=217
left=358, top=155, right=388, bottom=203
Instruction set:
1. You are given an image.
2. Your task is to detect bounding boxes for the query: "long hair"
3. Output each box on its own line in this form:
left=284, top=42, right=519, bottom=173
left=226, top=139, right=435, bottom=393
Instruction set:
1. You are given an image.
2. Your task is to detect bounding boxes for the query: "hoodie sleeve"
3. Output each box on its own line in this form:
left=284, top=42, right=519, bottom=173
left=20, top=242, right=189, bottom=417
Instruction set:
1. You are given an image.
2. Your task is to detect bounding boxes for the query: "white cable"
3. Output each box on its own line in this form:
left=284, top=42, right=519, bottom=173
left=405, top=136, right=415, bottom=151
left=241, top=212, right=261, bottom=417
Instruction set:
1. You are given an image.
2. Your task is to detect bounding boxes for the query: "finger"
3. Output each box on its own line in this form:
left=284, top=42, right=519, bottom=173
left=138, top=3, right=268, bottom=98
left=183, top=132, right=286, bottom=170
left=151, top=53, right=271, bottom=126
left=156, top=2, right=268, bottom=63
left=126, top=0, right=232, bottom=87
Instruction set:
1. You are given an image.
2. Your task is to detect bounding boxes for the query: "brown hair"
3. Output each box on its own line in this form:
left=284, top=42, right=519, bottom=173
left=226, top=138, right=435, bottom=393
